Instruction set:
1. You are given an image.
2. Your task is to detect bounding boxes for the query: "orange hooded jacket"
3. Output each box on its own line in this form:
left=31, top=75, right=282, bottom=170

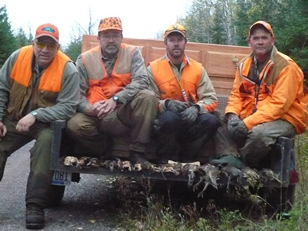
left=226, top=46, right=308, bottom=134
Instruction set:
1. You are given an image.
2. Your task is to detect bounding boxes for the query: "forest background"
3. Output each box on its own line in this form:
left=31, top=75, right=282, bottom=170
left=1, top=0, right=307, bottom=78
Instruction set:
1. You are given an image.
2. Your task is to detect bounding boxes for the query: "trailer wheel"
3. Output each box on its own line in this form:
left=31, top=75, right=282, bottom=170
left=47, top=185, right=65, bottom=207
left=265, top=184, right=296, bottom=215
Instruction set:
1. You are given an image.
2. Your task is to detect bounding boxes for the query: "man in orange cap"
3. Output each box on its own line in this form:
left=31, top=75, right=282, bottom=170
left=147, top=23, right=220, bottom=163
left=210, top=20, right=307, bottom=169
left=67, top=17, right=157, bottom=163
left=0, top=23, right=80, bottom=229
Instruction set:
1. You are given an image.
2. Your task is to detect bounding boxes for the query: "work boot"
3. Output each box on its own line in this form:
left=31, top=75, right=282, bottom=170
left=209, top=155, right=246, bottom=169
left=25, top=203, right=45, bottom=230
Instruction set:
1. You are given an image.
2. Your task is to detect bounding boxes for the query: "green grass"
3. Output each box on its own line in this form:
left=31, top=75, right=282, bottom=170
left=112, top=133, right=308, bottom=231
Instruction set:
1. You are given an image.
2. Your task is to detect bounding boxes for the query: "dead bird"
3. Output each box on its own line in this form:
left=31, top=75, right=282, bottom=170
left=132, top=163, right=142, bottom=171
left=87, top=158, right=100, bottom=167
left=198, top=164, right=220, bottom=189
left=78, top=156, right=92, bottom=167
left=63, top=156, right=79, bottom=166
left=120, top=160, right=132, bottom=171
left=258, top=168, right=281, bottom=184
left=242, top=167, right=260, bottom=187
left=100, top=160, right=112, bottom=168
left=182, top=164, right=199, bottom=187
left=220, top=164, right=243, bottom=193
left=109, top=158, right=121, bottom=171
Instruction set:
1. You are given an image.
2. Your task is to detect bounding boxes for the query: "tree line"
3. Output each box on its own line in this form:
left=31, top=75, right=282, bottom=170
left=1, top=0, right=307, bottom=77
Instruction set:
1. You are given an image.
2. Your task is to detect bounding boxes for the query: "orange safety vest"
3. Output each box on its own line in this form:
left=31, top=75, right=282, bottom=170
left=8, top=45, right=70, bottom=120
left=81, top=44, right=135, bottom=104
left=149, top=58, right=202, bottom=103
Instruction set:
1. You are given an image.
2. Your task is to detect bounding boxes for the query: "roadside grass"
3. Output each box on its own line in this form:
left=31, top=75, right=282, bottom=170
left=113, top=133, right=308, bottom=231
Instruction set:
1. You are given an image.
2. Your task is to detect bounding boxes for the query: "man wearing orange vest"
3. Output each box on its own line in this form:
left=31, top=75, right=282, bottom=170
left=0, top=23, right=80, bottom=229
left=147, top=23, right=220, bottom=163
left=66, top=17, right=157, bottom=164
left=210, top=21, right=307, bottom=169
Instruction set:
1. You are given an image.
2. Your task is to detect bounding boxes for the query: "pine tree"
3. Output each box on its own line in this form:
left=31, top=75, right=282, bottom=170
left=0, top=5, right=18, bottom=67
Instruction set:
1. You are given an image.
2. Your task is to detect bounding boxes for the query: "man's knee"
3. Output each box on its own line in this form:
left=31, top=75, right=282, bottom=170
left=198, top=113, right=221, bottom=129
left=67, top=113, right=96, bottom=136
left=157, top=111, right=181, bottom=132
left=135, top=89, right=157, bottom=105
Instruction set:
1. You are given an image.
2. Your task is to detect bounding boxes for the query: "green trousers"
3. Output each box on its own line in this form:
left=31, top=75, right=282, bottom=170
left=67, top=89, right=157, bottom=154
left=0, top=117, right=54, bottom=208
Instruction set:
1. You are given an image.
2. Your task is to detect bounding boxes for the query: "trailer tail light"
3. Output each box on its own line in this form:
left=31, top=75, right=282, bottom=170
left=289, top=169, right=299, bottom=184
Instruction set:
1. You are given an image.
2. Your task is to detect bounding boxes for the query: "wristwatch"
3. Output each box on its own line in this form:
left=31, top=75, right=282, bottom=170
left=112, top=95, right=121, bottom=105
left=31, top=110, right=38, bottom=118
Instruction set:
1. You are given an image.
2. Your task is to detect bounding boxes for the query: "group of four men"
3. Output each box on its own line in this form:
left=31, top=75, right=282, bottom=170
left=0, top=16, right=307, bottom=229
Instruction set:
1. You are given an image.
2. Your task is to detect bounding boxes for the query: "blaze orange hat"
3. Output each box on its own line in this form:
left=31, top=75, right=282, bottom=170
left=98, top=17, right=122, bottom=32
left=35, top=23, right=59, bottom=42
left=164, top=23, right=186, bottom=38
left=249, top=21, right=274, bottom=37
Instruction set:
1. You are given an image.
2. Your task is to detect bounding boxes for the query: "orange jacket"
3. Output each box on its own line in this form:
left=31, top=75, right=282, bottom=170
left=8, top=45, right=69, bottom=120
left=81, top=44, right=135, bottom=104
left=226, top=46, right=308, bottom=134
left=149, top=57, right=217, bottom=112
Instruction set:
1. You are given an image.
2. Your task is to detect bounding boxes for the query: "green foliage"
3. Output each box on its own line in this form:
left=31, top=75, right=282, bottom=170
left=0, top=5, right=18, bottom=68
left=180, top=0, right=308, bottom=78
left=15, top=27, right=32, bottom=47
left=63, top=37, right=82, bottom=62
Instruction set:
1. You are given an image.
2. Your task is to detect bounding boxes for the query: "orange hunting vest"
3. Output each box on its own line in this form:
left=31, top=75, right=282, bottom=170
left=81, top=44, right=135, bottom=104
left=149, top=58, right=202, bottom=103
left=8, top=45, right=70, bottom=120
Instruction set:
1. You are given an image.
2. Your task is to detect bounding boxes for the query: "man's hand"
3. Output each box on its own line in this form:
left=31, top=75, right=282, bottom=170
left=181, top=106, right=199, bottom=124
left=230, top=120, right=248, bottom=139
left=227, top=113, right=240, bottom=134
left=0, top=121, right=7, bottom=138
left=92, top=98, right=117, bottom=119
left=153, top=119, right=160, bottom=133
left=16, top=114, right=36, bottom=132
left=165, top=100, right=188, bottom=114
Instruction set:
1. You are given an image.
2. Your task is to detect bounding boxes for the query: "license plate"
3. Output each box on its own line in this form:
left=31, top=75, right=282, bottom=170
left=52, top=170, right=72, bottom=185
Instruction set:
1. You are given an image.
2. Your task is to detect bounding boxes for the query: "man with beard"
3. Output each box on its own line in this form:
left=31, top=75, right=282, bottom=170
left=66, top=17, right=157, bottom=163
left=147, top=23, right=220, bottom=163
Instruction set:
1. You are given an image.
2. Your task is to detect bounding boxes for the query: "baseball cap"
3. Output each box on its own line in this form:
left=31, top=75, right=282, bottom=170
left=164, top=23, right=186, bottom=38
left=35, top=23, right=59, bottom=42
left=98, top=17, right=123, bottom=32
left=249, top=21, right=274, bottom=37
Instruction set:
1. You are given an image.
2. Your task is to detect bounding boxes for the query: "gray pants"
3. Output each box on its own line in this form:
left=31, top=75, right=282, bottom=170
left=0, top=117, right=54, bottom=208
left=215, top=119, right=296, bottom=168
left=67, top=89, right=157, bottom=154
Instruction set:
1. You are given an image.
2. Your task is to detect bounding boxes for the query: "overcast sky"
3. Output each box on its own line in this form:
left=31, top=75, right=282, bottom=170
left=2, top=0, right=190, bottom=46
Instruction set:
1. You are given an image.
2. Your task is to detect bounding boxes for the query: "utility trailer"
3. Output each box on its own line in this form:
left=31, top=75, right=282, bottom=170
left=49, top=35, right=299, bottom=214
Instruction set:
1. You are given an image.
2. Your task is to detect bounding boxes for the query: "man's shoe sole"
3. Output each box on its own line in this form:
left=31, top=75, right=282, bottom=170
left=26, top=222, right=45, bottom=230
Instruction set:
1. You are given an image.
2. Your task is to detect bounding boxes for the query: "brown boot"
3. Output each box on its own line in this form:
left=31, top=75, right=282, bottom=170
left=25, top=203, right=45, bottom=229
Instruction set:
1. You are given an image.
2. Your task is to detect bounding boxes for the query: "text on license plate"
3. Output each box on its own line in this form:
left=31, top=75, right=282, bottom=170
left=52, top=170, right=72, bottom=185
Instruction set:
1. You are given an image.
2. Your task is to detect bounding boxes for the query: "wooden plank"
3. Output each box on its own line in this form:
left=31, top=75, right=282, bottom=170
left=81, top=35, right=251, bottom=94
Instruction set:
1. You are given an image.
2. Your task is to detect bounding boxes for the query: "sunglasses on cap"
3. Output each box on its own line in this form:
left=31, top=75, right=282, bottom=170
left=164, top=24, right=186, bottom=38
left=35, top=41, right=58, bottom=51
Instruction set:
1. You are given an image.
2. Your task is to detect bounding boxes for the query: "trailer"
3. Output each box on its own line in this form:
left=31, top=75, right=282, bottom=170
left=49, top=35, right=299, bottom=215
